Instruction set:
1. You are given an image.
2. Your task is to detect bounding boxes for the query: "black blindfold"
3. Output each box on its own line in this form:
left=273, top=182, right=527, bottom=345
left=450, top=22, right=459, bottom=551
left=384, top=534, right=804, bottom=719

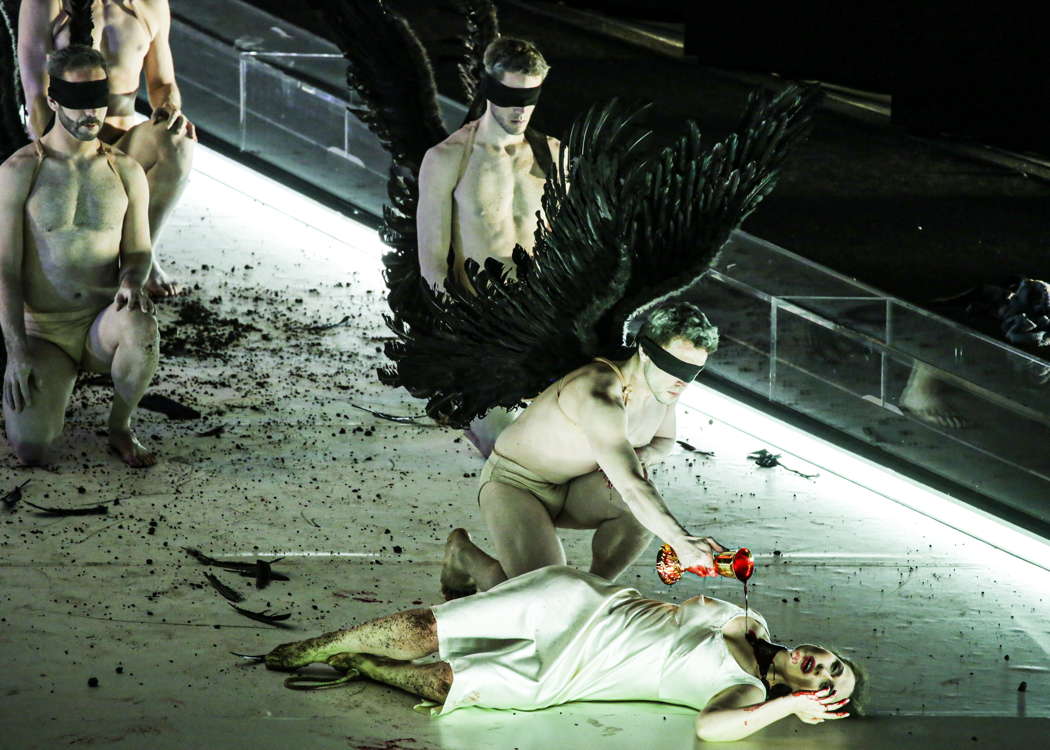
left=49, top=77, right=110, bottom=110
left=481, top=74, right=542, bottom=108
left=638, top=336, right=704, bottom=382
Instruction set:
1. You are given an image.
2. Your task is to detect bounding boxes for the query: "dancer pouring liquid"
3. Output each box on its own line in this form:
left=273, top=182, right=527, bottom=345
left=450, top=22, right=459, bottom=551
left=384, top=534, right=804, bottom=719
left=314, top=0, right=823, bottom=595
left=259, top=566, right=863, bottom=742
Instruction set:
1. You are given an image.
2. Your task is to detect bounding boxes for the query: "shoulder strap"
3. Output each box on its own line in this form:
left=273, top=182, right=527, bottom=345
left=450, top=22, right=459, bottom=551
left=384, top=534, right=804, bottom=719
left=455, top=120, right=478, bottom=183
left=524, top=127, right=554, bottom=179
left=96, top=141, right=122, bottom=182
left=28, top=140, right=47, bottom=187
left=592, top=357, right=632, bottom=405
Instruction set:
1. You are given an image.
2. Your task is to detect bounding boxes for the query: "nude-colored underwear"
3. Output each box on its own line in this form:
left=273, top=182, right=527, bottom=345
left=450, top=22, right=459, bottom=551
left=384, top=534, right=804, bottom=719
left=23, top=307, right=101, bottom=365
left=478, top=450, right=569, bottom=517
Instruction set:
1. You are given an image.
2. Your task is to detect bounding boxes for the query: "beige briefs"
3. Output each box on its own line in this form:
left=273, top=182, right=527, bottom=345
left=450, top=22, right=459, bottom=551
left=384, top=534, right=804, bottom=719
left=23, top=307, right=101, bottom=365
left=478, top=451, right=570, bottom=516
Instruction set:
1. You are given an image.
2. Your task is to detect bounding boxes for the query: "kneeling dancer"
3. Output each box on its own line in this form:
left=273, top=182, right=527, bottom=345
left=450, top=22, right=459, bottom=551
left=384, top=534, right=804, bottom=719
left=0, top=45, right=159, bottom=467
left=264, top=566, right=859, bottom=742
left=442, top=302, right=726, bottom=595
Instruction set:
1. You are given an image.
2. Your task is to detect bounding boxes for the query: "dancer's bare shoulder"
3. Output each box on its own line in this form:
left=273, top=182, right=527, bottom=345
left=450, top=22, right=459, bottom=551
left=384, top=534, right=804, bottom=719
left=555, top=362, right=626, bottom=421
left=0, top=146, right=38, bottom=203
left=420, top=125, right=475, bottom=188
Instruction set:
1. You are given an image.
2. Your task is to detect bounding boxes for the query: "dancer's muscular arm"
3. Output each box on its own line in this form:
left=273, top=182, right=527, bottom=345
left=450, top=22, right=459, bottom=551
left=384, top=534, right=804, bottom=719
left=575, top=378, right=715, bottom=571
left=18, top=0, right=60, bottom=140
left=0, top=154, right=37, bottom=410
left=114, top=156, right=154, bottom=311
left=143, top=1, right=184, bottom=129
left=635, top=406, right=676, bottom=466
left=417, top=144, right=459, bottom=290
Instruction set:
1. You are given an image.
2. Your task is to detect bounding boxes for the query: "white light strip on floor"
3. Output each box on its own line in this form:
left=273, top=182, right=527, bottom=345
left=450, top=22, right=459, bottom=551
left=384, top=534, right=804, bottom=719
left=196, top=148, right=1050, bottom=574
left=681, top=382, right=1050, bottom=574
left=190, top=146, right=384, bottom=254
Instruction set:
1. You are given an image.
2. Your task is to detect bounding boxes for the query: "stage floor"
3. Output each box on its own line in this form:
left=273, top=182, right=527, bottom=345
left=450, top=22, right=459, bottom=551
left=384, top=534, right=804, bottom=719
left=1, top=148, right=1048, bottom=749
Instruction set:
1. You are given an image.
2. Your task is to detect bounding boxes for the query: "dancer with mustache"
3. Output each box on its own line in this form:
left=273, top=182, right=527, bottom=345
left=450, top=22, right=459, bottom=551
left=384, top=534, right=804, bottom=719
left=0, top=44, right=159, bottom=467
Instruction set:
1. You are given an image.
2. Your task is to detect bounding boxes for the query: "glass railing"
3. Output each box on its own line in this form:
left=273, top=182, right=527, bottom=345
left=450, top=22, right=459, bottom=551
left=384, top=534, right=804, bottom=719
left=166, top=0, right=1050, bottom=531
left=167, top=0, right=466, bottom=216
left=692, top=233, right=1050, bottom=529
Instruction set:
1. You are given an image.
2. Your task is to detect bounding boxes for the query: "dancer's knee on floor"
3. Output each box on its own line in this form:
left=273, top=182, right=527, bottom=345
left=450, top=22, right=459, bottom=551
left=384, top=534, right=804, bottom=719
left=11, top=437, right=55, bottom=466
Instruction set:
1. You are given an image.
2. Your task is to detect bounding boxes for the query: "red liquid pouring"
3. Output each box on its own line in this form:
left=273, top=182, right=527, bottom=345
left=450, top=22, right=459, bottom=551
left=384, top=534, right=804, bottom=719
left=656, top=545, right=754, bottom=584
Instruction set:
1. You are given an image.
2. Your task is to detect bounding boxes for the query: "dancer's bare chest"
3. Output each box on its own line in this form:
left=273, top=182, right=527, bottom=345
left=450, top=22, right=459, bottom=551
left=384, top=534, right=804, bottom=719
left=453, top=145, right=546, bottom=248
left=52, top=0, right=153, bottom=83
left=26, top=160, right=127, bottom=248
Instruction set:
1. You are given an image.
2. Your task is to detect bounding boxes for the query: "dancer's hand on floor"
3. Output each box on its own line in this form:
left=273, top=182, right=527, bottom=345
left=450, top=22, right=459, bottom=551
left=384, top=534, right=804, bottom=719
left=790, top=687, right=850, bottom=724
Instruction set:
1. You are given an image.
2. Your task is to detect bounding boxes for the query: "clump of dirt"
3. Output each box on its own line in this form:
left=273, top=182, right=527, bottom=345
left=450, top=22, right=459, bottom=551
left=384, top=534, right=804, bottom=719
left=160, top=299, right=260, bottom=359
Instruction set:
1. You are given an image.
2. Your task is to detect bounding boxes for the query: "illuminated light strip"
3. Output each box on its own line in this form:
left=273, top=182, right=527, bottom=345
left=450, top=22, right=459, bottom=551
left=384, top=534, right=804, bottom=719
left=190, top=146, right=385, bottom=254
left=680, top=382, right=1050, bottom=575
left=189, top=146, right=1050, bottom=573
left=226, top=552, right=382, bottom=558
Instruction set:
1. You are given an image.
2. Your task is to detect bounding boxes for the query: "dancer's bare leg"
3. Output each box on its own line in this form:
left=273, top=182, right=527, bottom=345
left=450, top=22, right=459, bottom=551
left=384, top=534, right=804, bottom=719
left=266, top=608, right=438, bottom=670
left=440, top=528, right=506, bottom=600
left=479, top=482, right=566, bottom=579
left=329, top=653, right=452, bottom=703
left=83, top=303, right=160, bottom=467
left=561, top=470, right=653, bottom=581
left=116, top=118, right=196, bottom=297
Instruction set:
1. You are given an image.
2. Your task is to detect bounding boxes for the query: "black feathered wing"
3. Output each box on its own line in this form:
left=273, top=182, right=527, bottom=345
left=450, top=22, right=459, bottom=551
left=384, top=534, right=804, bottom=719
left=453, top=0, right=498, bottom=117
left=0, top=0, right=26, bottom=162
left=308, top=0, right=448, bottom=326
left=600, top=83, right=823, bottom=350
left=380, top=101, right=653, bottom=427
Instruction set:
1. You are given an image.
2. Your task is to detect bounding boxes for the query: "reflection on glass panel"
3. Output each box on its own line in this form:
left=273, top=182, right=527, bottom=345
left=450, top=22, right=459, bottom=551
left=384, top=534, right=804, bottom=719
left=238, top=53, right=389, bottom=209
left=691, top=274, right=772, bottom=397
left=771, top=302, right=883, bottom=408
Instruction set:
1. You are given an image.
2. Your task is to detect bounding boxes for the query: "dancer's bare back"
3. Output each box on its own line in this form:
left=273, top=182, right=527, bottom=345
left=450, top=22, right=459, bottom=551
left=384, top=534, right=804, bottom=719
left=417, top=121, right=559, bottom=289
left=495, top=361, right=675, bottom=484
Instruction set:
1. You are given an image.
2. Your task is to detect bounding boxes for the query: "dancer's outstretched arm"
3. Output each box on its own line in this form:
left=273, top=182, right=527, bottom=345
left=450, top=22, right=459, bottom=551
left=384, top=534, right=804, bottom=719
left=695, top=685, right=849, bottom=741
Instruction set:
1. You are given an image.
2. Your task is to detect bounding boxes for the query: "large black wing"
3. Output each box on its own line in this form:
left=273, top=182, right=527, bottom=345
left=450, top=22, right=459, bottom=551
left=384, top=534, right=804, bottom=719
left=0, top=0, right=25, bottom=162
left=381, top=100, right=653, bottom=427
left=308, top=0, right=448, bottom=325
left=453, top=0, right=498, bottom=124
left=600, top=83, right=823, bottom=349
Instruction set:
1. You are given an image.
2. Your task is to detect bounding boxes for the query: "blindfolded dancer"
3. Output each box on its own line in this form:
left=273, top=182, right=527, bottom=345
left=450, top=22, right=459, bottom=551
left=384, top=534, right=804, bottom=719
left=0, top=45, right=159, bottom=467
left=19, top=0, right=196, bottom=297
left=417, top=36, right=561, bottom=456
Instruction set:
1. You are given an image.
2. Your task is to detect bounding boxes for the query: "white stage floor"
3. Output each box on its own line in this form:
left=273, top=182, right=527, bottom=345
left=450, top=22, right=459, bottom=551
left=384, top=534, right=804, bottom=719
left=1, top=146, right=1048, bottom=749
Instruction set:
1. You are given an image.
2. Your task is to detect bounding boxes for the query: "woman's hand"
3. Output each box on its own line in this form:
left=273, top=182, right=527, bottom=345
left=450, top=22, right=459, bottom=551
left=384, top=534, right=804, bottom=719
left=790, top=687, right=850, bottom=724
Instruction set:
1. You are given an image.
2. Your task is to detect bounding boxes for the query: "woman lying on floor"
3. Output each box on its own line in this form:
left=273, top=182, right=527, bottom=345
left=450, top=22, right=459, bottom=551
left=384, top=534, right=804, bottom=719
left=262, top=566, right=864, bottom=742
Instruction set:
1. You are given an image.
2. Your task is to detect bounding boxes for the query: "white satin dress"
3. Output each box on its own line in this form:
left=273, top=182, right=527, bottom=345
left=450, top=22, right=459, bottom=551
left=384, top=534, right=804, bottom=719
left=430, top=565, right=767, bottom=715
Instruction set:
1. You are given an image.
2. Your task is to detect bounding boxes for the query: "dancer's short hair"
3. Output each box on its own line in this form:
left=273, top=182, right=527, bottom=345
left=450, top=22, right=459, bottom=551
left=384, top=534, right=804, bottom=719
left=483, top=37, right=550, bottom=80
left=638, top=302, right=719, bottom=354
left=47, top=44, right=108, bottom=80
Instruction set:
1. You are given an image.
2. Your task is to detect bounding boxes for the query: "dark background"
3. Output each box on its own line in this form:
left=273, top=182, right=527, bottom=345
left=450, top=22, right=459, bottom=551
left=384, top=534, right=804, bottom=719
left=247, top=0, right=1049, bottom=325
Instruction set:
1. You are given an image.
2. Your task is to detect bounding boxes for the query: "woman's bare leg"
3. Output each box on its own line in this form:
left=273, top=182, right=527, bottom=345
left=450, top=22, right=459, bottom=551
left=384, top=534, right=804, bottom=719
left=266, top=608, right=437, bottom=669
left=329, top=653, right=452, bottom=703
